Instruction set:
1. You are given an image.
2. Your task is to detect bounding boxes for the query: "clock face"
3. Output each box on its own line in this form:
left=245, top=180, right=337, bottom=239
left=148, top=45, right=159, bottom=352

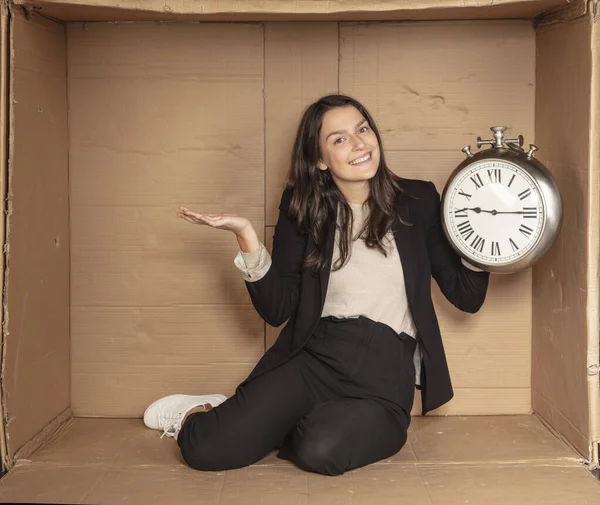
left=444, top=160, right=545, bottom=265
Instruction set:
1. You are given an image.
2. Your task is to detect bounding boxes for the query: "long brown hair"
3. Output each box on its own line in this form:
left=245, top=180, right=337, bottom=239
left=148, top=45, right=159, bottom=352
left=285, top=94, right=405, bottom=274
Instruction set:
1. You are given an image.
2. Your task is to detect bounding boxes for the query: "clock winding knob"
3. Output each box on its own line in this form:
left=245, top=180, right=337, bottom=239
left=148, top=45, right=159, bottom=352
left=526, top=144, right=539, bottom=159
left=477, top=126, right=524, bottom=149
left=462, top=145, right=474, bottom=158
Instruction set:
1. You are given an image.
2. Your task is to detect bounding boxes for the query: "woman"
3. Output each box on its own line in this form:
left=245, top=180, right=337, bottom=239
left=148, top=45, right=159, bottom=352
left=143, top=94, right=490, bottom=476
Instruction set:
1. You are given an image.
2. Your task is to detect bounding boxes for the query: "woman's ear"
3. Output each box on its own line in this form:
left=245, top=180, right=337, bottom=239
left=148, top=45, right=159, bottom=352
left=317, top=160, right=328, bottom=171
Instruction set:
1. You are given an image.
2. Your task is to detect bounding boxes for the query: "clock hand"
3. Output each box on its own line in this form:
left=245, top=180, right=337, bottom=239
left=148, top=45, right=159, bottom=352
left=456, top=207, right=531, bottom=215
left=455, top=207, right=495, bottom=214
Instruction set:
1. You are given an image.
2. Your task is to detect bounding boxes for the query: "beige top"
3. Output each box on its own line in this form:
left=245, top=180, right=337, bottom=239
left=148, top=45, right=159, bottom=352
left=322, top=202, right=418, bottom=338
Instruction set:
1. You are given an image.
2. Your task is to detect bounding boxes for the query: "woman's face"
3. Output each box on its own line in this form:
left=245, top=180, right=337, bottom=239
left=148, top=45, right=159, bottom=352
left=317, top=105, right=381, bottom=195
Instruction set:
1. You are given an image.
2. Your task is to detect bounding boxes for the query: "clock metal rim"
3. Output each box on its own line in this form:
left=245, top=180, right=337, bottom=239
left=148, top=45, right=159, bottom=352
left=440, top=151, right=563, bottom=274
left=443, top=159, right=546, bottom=268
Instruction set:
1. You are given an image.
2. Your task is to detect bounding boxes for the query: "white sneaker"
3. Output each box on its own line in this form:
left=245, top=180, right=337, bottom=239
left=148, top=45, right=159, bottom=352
left=143, top=394, right=227, bottom=439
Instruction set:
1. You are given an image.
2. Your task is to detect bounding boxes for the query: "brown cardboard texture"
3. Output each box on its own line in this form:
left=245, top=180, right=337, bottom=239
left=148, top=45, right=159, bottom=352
left=0, top=0, right=10, bottom=470
left=1, top=416, right=599, bottom=504
left=592, top=15, right=600, bottom=456
left=12, top=0, right=579, bottom=22
left=67, top=20, right=265, bottom=417
left=532, top=14, right=594, bottom=460
left=4, top=8, right=70, bottom=463
left=1, top=0, right=599, bottom=502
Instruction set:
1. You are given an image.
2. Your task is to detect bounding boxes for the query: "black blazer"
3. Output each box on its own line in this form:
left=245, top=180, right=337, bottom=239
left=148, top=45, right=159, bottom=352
left=238, top=178, right=490, bottom=415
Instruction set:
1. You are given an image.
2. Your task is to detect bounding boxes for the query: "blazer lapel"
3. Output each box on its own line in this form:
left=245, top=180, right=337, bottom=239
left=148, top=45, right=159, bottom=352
left=318, top=205, right=338, bottom=311
left=393, top=194, right=418, bottom=310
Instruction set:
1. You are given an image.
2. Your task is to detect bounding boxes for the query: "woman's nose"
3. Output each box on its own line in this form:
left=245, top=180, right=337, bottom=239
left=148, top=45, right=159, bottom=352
left=351, top=136, right=366, bottom=150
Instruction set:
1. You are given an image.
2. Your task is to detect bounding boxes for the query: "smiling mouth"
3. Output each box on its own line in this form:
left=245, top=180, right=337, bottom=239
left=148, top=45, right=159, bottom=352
left=349, top=152, right=372, bottom=165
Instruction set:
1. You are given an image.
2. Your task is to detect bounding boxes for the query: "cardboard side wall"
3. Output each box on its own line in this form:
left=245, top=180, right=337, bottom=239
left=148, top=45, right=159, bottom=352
left=0, top=0, right=11, bottom=467
left=589, top=15, right=600, bottom=463
left=4, top=11, right=70, bottom=456
left=532, top=17, right=592, bottom=458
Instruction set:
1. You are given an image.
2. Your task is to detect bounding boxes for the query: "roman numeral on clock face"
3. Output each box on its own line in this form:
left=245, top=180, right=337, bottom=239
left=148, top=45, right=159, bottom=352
left=509, top=238, right=519, bottom=252
left=470, top=235, right=485, bottom=253
left=457, top=221, right=474, bottom=240
left=519, top=224, right=534, bottom=238
left=470, top=174, right=484, bottom=189
left=454, top=208, right=468, bottom=218
left=523, top=207, right=537, bottom=218
left=487, top=169, right=501, bottom=184
left=491, top=241, right=501, bottom=256
left=458, top=190, right=472, bottom=201
left=518, top=188, right=532, bottom=200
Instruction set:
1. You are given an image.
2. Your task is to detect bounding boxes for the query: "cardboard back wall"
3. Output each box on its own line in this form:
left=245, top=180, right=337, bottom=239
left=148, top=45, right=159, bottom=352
left=66, top=20, right=536, bottom=418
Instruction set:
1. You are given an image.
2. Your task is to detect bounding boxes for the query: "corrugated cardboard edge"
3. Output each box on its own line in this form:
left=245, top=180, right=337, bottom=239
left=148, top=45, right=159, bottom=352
left=8, top=0, right=574, bottom=22
left=534, top=0, right=592, bottom=26
left=588, top=4, right=600, bottom=469
left=12, top=0, right=569, bottom=15
left=11, top=408, right=72, bottom=464
left=0, top=0, right=10, bottom=472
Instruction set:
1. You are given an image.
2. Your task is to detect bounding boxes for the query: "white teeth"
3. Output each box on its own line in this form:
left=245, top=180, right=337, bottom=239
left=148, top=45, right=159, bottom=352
left=350, top=153, right=371, bottom=165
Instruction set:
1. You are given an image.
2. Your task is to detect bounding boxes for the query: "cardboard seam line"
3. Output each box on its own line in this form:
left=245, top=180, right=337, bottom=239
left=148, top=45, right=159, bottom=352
left=0, top=0, right=12, bottom=473
left=533, top=405, right=591, bottom=465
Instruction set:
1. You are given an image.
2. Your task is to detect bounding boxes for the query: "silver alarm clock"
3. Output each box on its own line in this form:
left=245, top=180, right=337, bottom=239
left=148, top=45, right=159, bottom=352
left=440, top=126, right=563, bottom=274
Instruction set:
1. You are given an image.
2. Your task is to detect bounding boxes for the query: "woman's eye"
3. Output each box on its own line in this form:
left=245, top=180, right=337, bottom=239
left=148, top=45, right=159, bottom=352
left=360, top=126, right=370, bottom=133
left=334, top=138, right=344, bottom=144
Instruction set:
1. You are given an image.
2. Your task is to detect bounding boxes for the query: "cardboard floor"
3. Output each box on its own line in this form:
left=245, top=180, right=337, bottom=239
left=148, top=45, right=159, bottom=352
left=0, top=415, right=597, bottom=504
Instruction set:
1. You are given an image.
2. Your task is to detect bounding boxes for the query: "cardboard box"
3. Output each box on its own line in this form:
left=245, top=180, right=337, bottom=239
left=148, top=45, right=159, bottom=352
left=0, top=0, right=599, bottom=502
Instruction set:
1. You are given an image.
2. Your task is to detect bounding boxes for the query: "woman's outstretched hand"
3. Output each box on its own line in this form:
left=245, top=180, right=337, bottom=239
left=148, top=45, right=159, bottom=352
left=178, top=206, right=251, bottom=235
left=177, top=206, right=260, bottom=253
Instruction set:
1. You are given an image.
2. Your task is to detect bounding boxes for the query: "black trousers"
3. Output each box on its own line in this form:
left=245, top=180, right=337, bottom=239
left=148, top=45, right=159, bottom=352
left=177, top=316, right=417, bottom=476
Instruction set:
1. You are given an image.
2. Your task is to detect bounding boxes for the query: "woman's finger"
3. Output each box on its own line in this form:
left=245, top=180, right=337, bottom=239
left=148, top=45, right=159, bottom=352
left=180, top=210, right=212, bottom=223
left=177, top=208, right=235, bottom=230
left=178, top=206, right=227, bottom=221
left=178, top=211, right=211, bottom=224
left=178, top=213, right=203, bottom=225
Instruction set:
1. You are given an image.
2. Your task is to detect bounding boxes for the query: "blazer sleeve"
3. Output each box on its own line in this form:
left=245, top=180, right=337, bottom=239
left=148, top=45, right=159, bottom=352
left=424, top=181, right=490, bottom=313
left=243, top=188, right=308, bottom=327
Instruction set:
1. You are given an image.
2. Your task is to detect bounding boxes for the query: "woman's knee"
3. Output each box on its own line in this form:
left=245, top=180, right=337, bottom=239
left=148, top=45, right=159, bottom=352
left=177, top=416, right=230, bottom=471
left=290, top=430, right=347, bottom=476
left=179, top=438, right=254, bottom=472
left=288, top=412, right=409, bottom=476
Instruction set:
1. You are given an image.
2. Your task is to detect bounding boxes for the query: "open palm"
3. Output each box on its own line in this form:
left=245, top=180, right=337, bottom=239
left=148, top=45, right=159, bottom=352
left=177, top=206, right=251, bottom=236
